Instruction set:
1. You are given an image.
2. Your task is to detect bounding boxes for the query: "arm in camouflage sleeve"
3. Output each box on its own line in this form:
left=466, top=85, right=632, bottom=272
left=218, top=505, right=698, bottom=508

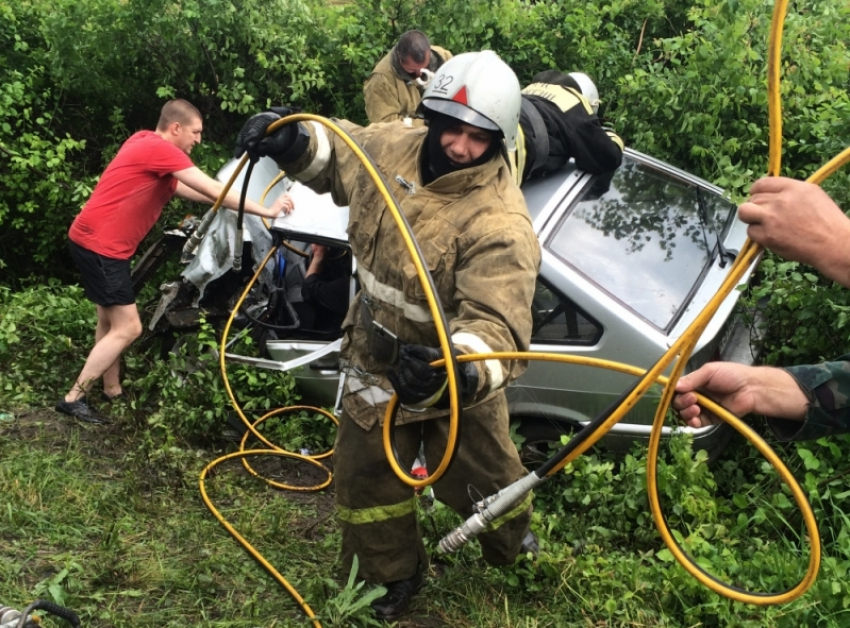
left=673, top=357, right=850, bottom=442
left=772, top=356, right=850, bottom=441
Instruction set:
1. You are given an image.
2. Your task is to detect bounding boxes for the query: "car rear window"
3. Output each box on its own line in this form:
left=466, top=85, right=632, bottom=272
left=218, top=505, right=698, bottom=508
left=545, top=159, right=734, bottom=331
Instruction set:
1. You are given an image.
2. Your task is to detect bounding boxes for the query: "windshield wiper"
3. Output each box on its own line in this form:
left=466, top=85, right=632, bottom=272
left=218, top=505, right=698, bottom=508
left=696, top=187, right=734, bottom=268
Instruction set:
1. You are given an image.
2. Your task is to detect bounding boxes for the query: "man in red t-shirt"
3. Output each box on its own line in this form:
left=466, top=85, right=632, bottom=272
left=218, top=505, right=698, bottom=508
left=59, top=99, right=294, bottom=423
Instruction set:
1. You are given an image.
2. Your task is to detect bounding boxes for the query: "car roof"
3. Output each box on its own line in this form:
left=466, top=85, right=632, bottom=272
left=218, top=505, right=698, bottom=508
left=266, top=148, right=728, bottom=246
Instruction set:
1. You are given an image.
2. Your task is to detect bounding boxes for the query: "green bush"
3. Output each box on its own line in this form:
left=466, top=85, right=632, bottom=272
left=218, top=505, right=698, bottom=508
left=2, top=0, right=847, bottom=289
left=749, top=257, right=850, bottom=366
left=0, top=283, right=95, bottom=405
left=128, top=317, right=302, bottom=444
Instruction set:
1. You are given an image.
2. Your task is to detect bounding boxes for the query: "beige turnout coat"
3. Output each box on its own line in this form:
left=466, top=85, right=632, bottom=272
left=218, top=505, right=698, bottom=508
left=278, top=120, right=540, bottom=430
left=363, top=45, right=452, bottom=125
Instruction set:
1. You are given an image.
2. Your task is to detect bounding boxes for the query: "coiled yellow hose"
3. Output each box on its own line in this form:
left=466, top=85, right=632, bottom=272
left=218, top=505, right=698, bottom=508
left=198, top=0, right=850, bottom=620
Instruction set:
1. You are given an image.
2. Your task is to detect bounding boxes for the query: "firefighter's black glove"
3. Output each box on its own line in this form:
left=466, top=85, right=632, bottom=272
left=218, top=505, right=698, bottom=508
left=234, top=106, right=304, bottom=162
left=387, top=344, right=479, bottom=409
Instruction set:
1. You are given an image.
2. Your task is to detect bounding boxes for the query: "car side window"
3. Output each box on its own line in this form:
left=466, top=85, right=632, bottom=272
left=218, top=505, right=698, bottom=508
left=531, top=278, right=601, bottom=345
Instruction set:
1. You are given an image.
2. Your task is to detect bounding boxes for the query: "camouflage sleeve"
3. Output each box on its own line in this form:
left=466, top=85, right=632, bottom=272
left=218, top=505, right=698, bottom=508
left=768, top=355, right=850, bottom=441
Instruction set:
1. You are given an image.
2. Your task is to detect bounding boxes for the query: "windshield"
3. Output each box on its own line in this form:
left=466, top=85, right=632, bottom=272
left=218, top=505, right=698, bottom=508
left=545, top=159, right=735, bottom=331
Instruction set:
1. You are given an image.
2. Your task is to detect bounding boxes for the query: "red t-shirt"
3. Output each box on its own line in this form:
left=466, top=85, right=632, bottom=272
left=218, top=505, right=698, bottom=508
left=69, top=130, right=194, bottom=259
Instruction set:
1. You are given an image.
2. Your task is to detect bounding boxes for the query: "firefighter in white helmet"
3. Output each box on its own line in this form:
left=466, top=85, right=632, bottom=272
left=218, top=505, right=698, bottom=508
left=234, top=50, right=540, bottom=621
left=513, top=69, right=625, bottom=185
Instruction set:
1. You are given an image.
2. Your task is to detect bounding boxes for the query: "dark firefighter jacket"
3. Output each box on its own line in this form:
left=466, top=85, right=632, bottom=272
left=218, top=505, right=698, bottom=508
left=512, top=81, right=625, bottom=186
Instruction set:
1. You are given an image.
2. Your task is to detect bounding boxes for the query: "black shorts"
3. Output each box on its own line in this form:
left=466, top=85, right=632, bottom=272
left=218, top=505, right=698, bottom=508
left=68, top=240, right=136, bottom=307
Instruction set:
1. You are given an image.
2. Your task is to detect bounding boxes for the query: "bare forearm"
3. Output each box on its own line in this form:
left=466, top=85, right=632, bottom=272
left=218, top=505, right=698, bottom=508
left=173, top=167, right=283, bottom=219
left=217, top=190, right=278, bottom=219
left=809, top=245, right=850, bottom=289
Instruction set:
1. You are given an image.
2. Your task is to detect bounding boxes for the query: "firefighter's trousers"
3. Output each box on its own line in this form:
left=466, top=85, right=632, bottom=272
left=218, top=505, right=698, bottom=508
left=334, top=393, right=533, bottom=584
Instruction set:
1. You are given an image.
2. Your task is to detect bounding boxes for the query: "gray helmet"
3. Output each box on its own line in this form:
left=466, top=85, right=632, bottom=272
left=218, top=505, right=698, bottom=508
left=419, top=51, right=521, bottom=152
left=568, top=72, right=601, bottom=113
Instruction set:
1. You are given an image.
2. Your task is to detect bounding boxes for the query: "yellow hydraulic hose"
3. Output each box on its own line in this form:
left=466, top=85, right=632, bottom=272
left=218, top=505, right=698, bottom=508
left=198, top=0, right=850, bottom=620
left=200, top=116, right=461, bottom=626
left=266, top=114, right=465, bottom=487
left=200, top=449, right=324, bottom=628
left=766, top=0, right=788, bottom=177
left=217, top=243, right=335, bottom=490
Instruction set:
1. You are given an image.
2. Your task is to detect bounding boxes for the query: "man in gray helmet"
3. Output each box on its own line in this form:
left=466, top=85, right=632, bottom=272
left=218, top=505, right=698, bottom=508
left=513, top=69, right=625, bottom=186
left=235, top=50, right=540, bottom=621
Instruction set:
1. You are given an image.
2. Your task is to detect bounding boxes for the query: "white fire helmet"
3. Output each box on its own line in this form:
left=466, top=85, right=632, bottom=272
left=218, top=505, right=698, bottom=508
left=568, top=71, right=601, bottom=113
left=419, top=51, right=521, bottom=152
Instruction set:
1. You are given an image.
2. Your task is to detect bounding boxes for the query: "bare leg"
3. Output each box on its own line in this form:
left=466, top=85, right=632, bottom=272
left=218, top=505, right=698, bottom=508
left=95, top=307, right=124, bottom=397
left=66, top=304, right=142, bottom=402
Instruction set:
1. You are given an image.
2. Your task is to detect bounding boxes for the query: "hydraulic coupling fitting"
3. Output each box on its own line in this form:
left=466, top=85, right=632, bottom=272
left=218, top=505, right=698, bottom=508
left=1, top=600, right=80, bottom=628
left=0, top=604, right=37, bottom=628
left=439, top=510, right=492, bottom=554
left=439, top=471, right=545, bottom=554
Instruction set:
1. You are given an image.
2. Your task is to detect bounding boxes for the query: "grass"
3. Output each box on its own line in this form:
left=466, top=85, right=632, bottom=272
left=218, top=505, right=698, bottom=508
left=3, top=403, right=849, bottom=627
left=1, top=414, right=338, bottom=627
left=3, top=282, right=850, bottom=626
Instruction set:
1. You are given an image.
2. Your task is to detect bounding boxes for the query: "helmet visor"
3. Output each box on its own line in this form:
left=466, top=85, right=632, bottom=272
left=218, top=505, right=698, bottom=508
left=421, top=98, right=501, bottom=134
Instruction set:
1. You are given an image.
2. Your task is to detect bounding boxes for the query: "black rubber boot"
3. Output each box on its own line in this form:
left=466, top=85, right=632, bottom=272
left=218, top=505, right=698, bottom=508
left=370, top=568, right=423, bottom=622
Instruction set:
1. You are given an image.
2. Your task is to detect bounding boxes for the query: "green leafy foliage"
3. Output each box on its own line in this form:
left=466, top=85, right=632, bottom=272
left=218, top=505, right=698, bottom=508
left=0, top=4, right=90, bottom=279
left=316, top=556, right=388, bottom=628
left=0, top=283, right=96, bottom=404
left=747, top=256, right=850, bottom=365
left=128, top=317, right=301, bottom=444
left=3, top=0, right=850, bottom=625
left=1, top=0, right=848, bottom=289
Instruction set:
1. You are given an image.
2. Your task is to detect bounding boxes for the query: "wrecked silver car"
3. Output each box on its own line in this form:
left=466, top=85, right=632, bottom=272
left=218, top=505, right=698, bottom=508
left=144, top=148, right=760, bottom=459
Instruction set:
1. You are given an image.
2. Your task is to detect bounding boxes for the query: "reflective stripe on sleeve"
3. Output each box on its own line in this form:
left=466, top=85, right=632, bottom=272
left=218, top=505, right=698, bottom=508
left=337, top=496, right=417, bottom=525
left=451, top=331, right=505, bottom=390
left=511, top=126, right=527, bottom=187
left=298, top=121, right=332, bottom=183
left=521, top=83, right=593, bottom=115
left=606, top=130, right=625, bottom=151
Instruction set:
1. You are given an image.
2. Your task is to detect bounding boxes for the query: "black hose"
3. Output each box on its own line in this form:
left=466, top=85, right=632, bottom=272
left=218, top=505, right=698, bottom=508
left=232, top=159, right=256, bottom=272
left=535, top=379, right=641, bottom=477
left=17, top=600, right=80, bottom=628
